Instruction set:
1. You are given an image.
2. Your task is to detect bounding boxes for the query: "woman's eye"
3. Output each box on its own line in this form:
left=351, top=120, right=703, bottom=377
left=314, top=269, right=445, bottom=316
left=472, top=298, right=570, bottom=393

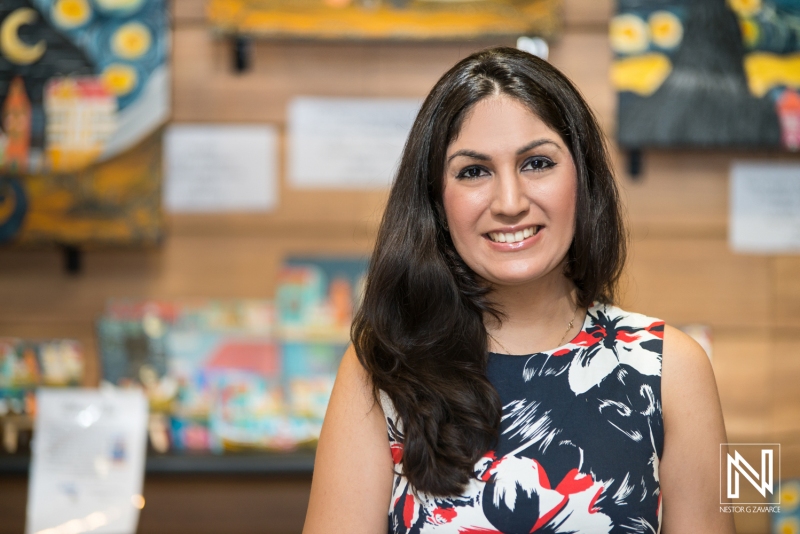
left=456, top=166, right=489, bottom=179
left=523, top=157, right=555, bottom=172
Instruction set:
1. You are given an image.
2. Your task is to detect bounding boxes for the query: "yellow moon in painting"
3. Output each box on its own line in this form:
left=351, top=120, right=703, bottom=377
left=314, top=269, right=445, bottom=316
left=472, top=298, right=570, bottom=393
left=112, top=22, right=151, bottom=60
left=0, top=8, right=46, bottom=66
left=101, top=63, right=138, bottom=96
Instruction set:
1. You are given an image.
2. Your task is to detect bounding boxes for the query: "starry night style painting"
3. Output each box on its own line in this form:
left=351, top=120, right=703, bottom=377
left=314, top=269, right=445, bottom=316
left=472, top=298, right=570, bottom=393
left=611, top=0, right=800, bottom=151
left=0, top=0, right=168, bottom=244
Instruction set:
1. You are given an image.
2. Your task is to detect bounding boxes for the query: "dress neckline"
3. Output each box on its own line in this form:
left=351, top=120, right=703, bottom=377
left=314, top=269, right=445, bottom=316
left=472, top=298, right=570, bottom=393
left=487, top=302, right=601, bottom=358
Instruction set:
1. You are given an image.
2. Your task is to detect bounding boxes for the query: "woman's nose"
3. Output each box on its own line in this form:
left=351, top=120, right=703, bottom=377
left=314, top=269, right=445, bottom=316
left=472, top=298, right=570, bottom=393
left=490, top=172, right=529, bottom=218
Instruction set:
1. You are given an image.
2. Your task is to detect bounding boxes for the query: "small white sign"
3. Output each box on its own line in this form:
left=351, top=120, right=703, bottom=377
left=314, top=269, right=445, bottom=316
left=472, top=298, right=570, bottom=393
left=730, top=161, right=800, bottom=253
left=26, top=388, right=148, bottom=534
left=164, top=124, right=279, bottom=212
left=288, top=97, right=421, bottom=189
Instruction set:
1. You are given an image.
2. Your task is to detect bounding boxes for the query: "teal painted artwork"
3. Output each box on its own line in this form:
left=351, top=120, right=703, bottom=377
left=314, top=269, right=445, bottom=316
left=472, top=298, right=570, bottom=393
left=0, top=0, right=168, bottom=243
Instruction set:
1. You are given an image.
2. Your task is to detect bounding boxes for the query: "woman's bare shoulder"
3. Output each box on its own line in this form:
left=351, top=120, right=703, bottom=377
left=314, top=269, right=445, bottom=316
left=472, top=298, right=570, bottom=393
left=302, top=345, right=393, bottom=534
left=659, top=325, right=735, bottom=533
left=661, top=325, right=718, bottom=408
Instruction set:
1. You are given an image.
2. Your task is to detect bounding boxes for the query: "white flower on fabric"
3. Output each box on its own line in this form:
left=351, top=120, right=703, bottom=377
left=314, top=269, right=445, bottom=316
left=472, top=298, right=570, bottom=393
left=567, top=308, right=663, bottom=395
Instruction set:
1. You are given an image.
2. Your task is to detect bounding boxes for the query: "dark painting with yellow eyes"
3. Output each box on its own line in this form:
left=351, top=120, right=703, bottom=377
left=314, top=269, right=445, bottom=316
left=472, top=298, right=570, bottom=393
left=611, top=0, right=800, bottom=151
left=0, top=0, right=167, bottom=244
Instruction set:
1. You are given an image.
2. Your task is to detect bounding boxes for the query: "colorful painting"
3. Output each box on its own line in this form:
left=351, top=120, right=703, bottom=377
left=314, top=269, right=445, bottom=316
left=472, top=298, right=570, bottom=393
left=207, top=0, right=561, bottom=41
left=95, top=257, right=367, bottom=454
left=773, top=479, right=800, bottom=533
left=0, top=337, right=85, bottom=416
left=0, top=0, right=168, bottom=244
left=611, top=0, right=800, bottom=150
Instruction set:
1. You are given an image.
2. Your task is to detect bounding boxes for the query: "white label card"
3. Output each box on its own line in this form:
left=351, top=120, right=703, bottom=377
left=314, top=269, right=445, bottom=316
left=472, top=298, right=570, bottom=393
left=730, top=161, right=800, bottom=254
left=164, top=124, right=279, bottom=212
left=26, top=389, right=148, bottom=534
left=288, top=97, right=421, bottom=189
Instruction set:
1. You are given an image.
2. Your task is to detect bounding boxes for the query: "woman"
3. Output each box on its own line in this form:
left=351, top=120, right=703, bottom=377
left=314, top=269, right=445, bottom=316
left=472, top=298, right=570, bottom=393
left=303, top=47, right=734, bottom=533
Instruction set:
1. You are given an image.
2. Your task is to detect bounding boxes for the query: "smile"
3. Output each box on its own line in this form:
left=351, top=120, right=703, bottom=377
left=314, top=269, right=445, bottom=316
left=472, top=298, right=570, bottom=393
left=486, top=226, right=541, bottom=244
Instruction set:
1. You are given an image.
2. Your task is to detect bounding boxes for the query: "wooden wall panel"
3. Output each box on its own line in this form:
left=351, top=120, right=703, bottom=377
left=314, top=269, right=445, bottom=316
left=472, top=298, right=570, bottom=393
left=172, top=28, right=513, bottom=124
left=548, top=31, right=614, bottom=129
left=621, top=238, right=772, bottom=329
left=771, top=336, right=800, bottom=455
left=561, top=0, right=612, bottom=28
left=138, top=475, right=311, bottom=534
left=0, top=475, right=313, bottom=534
left=712, top=331, right=773, bottom=441
left=618, top=151, right=730, bottom=239
left=775, top=257, right=800, bottom=329
left=1, top=2, right=799, bottom=533
left=0, top=235, right=373, bottom=323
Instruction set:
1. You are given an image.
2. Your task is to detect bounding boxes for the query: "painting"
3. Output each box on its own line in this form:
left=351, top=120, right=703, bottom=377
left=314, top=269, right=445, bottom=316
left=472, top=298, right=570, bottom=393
left=611, top=0, right=800, bottom=150
left=207, top=0, right=561, bottom=41
left=773, top=479, right=800, bottom=533
left=0, top=0, right=168, bottom=244
left=95, top=257, right=368, bottom=454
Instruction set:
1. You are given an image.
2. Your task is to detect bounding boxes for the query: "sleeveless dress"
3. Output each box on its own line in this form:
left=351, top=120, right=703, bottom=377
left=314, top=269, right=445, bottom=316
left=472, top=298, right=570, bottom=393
left=381, top=303, right=665, bottom=534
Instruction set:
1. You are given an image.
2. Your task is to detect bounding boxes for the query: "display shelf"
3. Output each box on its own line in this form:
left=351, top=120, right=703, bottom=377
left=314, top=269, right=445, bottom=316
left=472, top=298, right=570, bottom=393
left=0, top=450, right=316, bottom=476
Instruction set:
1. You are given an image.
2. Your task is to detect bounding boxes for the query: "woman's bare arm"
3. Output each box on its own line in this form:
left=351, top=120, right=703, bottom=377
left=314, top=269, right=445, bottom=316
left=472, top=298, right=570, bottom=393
left=659, top=325, right=736, bottom=533
left=303, top=345, right=394, bottom=534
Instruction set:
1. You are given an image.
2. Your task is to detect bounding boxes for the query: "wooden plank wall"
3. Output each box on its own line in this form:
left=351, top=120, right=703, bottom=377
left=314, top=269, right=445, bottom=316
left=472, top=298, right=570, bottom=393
left=1, top=0, right=799, bottom=532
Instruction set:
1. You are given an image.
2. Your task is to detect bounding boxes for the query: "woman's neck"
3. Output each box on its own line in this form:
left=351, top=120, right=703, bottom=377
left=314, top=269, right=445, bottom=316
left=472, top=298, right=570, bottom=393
left=485, top=270, right=584, bottom=355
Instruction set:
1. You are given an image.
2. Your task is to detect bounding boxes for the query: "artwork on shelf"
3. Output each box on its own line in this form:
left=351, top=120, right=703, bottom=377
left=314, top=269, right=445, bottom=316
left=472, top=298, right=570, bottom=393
left=0, top=338, right=85, bottom=416
left=96, top=256, right=368, bottom=454
left=0, top=0, right=169, bottom=244
left=611, top=0, right=800, bottom=150
left=207, top=0, right=561, bottom=41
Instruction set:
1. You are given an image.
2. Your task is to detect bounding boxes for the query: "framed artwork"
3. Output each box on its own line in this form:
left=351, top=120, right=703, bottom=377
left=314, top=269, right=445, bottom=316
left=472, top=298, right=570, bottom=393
left=0, top=0, right=169, bottom=244
left=207, top=0, right=561, bottom=41
left=611, top=0, right=800, bottom=151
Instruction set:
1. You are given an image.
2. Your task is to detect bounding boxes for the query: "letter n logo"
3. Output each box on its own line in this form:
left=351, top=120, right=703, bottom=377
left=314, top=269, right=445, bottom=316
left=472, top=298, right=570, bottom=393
left=721, top=443, right=780, bottom=505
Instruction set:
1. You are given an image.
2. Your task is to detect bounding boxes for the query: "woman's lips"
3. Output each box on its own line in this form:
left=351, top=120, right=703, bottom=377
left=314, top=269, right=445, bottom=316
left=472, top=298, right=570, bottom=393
left=483, top=225, right=544, bottom=251
left=486, top=225, right=541, bottom=243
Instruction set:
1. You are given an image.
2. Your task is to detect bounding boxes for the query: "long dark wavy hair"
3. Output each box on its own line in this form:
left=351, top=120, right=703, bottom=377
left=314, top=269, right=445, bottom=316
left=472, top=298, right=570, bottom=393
left=351, top=46, right=626, bottom=496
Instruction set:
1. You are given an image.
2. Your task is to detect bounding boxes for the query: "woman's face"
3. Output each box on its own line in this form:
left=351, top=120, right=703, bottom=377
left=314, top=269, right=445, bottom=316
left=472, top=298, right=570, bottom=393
left=442, top=94, right=578, bottom=288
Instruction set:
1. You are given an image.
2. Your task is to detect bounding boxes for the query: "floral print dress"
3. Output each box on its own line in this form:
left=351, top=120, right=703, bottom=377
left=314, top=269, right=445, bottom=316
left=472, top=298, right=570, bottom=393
left=382, top=303, right=665, bottom=534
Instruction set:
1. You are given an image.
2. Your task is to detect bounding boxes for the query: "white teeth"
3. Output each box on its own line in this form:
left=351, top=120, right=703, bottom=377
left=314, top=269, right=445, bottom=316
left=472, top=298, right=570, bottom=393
left=488, top=226, right=540, bottom=243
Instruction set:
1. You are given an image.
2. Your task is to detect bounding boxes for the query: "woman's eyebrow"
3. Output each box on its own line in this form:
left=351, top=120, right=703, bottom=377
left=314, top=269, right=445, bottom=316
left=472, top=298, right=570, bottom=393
left=447, top=139, right=562, bottom=164
left=446, top=149, right=490, bottom=163
left=515, top=138, right=561, bottom=155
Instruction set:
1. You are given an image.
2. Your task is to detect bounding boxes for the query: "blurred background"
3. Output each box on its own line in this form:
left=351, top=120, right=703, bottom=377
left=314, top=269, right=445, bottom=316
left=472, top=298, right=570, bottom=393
left=0, top=0, right=799, bottom=533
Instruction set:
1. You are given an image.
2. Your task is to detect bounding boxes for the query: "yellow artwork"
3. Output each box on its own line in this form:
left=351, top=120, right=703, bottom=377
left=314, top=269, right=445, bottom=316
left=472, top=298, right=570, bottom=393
left=4, top=130, right=163, bottom=244
left=207, top=0, right=561, bottom=40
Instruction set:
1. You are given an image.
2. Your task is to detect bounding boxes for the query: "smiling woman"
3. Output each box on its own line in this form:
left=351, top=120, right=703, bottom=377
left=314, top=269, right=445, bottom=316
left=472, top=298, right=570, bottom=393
left=303, top=47, right=736, bottom=534
left=442, top=95, right=578, bottom=292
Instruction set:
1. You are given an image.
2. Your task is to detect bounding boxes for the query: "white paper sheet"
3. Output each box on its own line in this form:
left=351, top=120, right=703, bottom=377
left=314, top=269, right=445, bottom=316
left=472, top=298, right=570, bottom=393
left=288, top=97, right=421, bottom=189
left=26, top=389, right=148, bottom=534
left=730, top=161, right=800, bottom=254
left=164, top=124, right=278, bottom=212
